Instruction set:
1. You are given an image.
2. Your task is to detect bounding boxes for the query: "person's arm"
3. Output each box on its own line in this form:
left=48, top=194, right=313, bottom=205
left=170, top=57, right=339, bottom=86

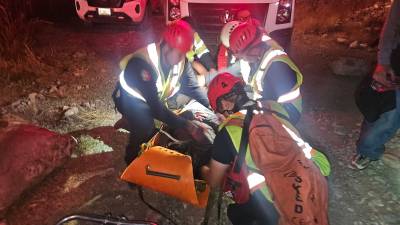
left=179, top=62, right=210, bottom=107
left=198, top=52, right=216, bottom=71
left=193, top=32, right=216, bottom=70
left=262, top=61, right=297, bottom=101
left=202, top=128, right=236, bottom=189
left=375, top=0, right=400, bottom=88
left=378, top=0, right=400, bottom=66
left=124, top=59, right=187, bottom=129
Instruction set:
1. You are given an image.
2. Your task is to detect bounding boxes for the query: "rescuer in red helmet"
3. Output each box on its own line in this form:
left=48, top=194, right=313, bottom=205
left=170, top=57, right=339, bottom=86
left=202, top=72, right=330, bottom=225
left=228, top=21, right=303, bottom=125
left=113, top=20, right=210, bottom=165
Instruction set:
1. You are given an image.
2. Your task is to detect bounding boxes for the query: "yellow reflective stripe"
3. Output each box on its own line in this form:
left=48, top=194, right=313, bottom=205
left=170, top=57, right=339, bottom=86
left=277, top=87, right=301, bottom=103
left=281, top=124, right=312, bottom=159
left=240, top=60, right=251, bottom=83
left=186, top=50, right=195, bottom=62
left=247, top=172, right=265, bottom=189
left=223, top=118, right=271, bottom=202
left=146, top=43, right=164, bottom=93
left=261, top=34, right=272, bottom=42
left=186, top=32, right=209, bottom=61
left=225, top=125, right=256, bottom=169
left=119, top=53, right=134, bottom=70
left=195, top=44, right=209, bottom=58
left=260, top=49, right=286, bottom=70
left=119, top=71, right=147, bottom=102
left=274, top=54, right=303, bottom=87
left=193, top=32, right=203, bottom=48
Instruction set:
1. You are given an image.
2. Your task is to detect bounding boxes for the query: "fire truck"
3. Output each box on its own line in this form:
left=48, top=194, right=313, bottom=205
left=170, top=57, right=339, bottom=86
left=74, top=0, right=294, bottom=48
left=163, top=0, right=295, bottom=49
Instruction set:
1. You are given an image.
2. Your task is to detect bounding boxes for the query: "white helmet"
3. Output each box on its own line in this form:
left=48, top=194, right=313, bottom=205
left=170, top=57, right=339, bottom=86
left=220, top=21, right=241, bottom=48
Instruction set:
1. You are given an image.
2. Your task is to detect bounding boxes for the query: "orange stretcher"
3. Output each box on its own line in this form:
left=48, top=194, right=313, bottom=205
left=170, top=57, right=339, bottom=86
left=120, top=126, right=210, bottom=208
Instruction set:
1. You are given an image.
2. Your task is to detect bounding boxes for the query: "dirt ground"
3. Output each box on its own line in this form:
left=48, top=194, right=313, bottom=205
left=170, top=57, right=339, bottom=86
left=1, top=0, right=399, bottom=225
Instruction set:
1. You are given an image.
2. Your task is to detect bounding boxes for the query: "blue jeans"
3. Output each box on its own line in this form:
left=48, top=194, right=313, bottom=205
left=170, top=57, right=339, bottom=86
left=356, top=90, right=400, bottom=160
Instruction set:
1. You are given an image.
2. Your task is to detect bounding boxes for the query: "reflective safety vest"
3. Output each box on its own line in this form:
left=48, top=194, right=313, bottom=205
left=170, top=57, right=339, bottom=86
left=219, top=110, right=331, bottom=202
left=119, top=42, right=185, bottom=103
left=249, top=35, right=303, bottom=121
left=186, top=32, right=210, bottom=62
left=219, top=112, right=274, bottom=202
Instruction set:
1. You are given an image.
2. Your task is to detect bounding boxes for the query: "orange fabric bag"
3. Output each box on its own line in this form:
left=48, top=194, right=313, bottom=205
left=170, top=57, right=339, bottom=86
left=248, top=110, right=329, bottom=225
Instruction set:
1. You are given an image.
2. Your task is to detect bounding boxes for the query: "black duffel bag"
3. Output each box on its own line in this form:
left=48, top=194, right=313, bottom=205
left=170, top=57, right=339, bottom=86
left=355, top=45, right=400, bottom=122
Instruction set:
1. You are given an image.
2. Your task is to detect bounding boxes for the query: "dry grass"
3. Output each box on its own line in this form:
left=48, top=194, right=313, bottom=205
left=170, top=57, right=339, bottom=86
left=0, top=0, right=49, bottom=81
left=76, top=109, right=117, bottom=128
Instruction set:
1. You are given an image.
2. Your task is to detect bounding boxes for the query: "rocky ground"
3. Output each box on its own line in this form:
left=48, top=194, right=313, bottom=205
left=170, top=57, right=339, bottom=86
left=0, top=0, right=399, bottom=225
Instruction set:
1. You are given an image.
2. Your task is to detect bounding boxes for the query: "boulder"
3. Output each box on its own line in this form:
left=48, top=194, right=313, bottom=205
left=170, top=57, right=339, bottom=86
left=0, top=119, right=76, bottom=218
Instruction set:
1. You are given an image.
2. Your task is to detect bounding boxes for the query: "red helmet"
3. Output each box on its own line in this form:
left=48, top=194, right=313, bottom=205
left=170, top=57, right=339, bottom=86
left=207, top=73, right=244, bottom=111
left=163, top=20, right=194, bottom=54
left=229, top=22, right=259, bottom=54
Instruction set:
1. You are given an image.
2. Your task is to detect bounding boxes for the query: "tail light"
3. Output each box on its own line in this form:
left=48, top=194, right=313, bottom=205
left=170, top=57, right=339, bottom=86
left=276, top=0, right=292, bottom=24
left=168, top=0, right=181, bottom=21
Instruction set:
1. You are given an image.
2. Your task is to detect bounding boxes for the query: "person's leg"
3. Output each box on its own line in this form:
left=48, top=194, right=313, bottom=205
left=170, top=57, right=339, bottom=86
left=250, top=191, right=279, bottom=225
left=227, top=192, right=279, bottom=225
left=122, top=97, right=156, bottom=165
left=227, top=203, right=255, bottom=225
left=353, top=45, right=400, bottom=169
left=355, top=90, right=400, bottom=165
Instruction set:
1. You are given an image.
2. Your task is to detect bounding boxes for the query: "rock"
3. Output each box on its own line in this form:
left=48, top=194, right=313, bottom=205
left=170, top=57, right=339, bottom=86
left=321, top=33, right=328, bottom=38
left=73, top=70, right=82, bottom=77
left=359, top=43, right=368, bottom=48
left=28, top=93, right=38, bottom=113
left=73, top=51, right=87, bottom=59
left=336, top=37, right=349, bottom=44
left=77, top=85, right=82, bottom=90
left=0, top=108, right=7, bottom=115
left=11, top=100, right=22, bottom=109
left=115, top=195, right=123, bottom=200
left=56, top=80, right=61, bottom=86
left=382, top=152, right=400, bottom=169
left=0, top=123, right=75, bottom=217
left=330, top=57, right=370, bottom=77
left=349, top=41, right=359, bottom=48
left=64, top=107, right=79, bottom=118
left=49, top=85, right=58, bottom=93
left=37, top=94, right=45, bottom=100
left=82, top=102, right=91, bottom=108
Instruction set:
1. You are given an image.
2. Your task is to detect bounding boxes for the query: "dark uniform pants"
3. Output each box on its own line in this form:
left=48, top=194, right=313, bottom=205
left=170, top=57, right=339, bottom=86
left=121, top=96, right=157, bottom=165
left=227, top=191, right=279, bottom=225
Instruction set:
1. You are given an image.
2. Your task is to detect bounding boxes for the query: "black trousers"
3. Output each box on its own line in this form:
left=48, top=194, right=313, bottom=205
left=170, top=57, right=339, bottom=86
left=121, top=96, right=157, bottom=165
left=227, top=191, right=279, bottom=225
